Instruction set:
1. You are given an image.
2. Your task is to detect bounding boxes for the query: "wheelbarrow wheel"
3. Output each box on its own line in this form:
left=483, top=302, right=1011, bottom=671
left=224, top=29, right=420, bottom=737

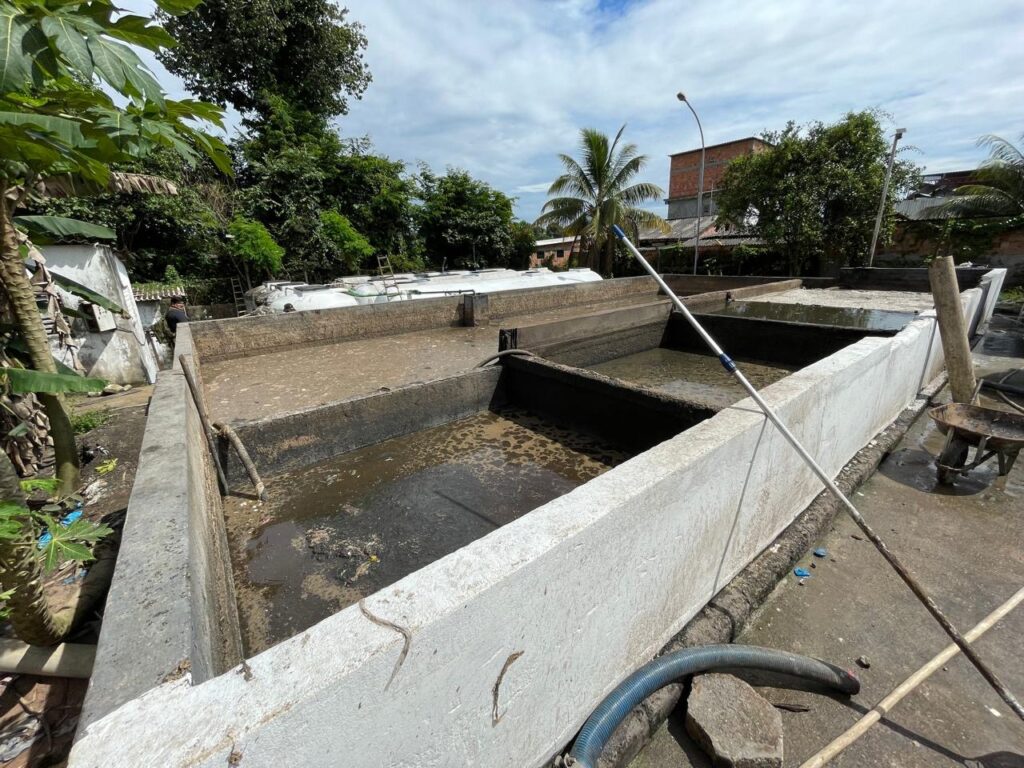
left=937, top=435, right=970, bottom=485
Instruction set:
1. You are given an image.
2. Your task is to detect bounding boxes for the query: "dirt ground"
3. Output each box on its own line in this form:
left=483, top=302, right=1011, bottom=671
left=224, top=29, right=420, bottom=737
left=632, top=316, right=1024, bottom=767
left=0, top=391, right=150, bottom=768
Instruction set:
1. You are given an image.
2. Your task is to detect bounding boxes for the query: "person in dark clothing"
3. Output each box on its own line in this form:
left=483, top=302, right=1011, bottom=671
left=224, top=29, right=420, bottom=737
left=165, top=296, right=189, bottom=338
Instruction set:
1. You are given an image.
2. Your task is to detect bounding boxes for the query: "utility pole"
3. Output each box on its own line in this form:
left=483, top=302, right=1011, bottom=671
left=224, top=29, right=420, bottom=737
left=867, top=128, right=906, bottom=267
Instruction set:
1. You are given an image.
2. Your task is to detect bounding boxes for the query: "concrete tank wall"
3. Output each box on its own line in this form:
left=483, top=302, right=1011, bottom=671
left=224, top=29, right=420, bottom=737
left=71, top=273, right=1004, bottom=768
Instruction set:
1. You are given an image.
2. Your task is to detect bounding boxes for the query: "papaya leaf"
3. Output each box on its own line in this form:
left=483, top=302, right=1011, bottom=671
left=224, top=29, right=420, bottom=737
left=37, top=515, right=112, bottom=572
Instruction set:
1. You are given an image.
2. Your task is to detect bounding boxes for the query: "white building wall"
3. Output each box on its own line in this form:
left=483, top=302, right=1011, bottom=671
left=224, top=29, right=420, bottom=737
left=41, top=245, right=157, bottom=385
left=69, top=276, right=1000, bottom=768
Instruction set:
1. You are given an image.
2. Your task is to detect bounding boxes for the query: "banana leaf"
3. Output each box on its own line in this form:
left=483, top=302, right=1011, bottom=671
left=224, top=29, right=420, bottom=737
left=2, top=368, right=106, bottom=394
left=25, top=262, right=125, bottom=315
left=13, top=215, right=116, bottom=245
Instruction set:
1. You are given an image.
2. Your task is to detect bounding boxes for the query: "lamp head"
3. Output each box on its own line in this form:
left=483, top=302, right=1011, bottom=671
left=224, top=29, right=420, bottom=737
left=676, top=92, right=687, bottom=102
left=895, top=127, right=907, bottom=139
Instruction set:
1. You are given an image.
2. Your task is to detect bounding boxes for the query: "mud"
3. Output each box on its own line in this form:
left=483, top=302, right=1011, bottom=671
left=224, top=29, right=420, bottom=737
left=710, top=300, right=918, bottom=331
left=223, top=407, right=632, bottom=655
left=589, top=348, right=794, bottom=408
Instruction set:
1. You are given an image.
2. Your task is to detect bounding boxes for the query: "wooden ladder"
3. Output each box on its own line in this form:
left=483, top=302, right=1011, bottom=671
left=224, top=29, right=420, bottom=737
left=230, top=277, right=247, bottom=316
left=376, top=254, right=402, bottom=301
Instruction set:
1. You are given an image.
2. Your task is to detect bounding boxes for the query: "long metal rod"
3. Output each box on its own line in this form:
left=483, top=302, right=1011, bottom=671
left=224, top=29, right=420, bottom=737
left=611, top=225, right=1024, bottom=721
left=800, top=584, right=1024, bottom=768
left=867, top=128, right=905, bottom=267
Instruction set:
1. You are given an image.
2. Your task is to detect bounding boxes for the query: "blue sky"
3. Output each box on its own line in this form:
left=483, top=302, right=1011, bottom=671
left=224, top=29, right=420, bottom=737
left=127, top=0, right=1023, bottom=221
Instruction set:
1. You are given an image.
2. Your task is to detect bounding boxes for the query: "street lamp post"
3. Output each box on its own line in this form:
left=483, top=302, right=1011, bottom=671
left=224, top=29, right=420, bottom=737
left=867, top=127, right=906, bottom=267
left=677, top=92, right=705, bottom=275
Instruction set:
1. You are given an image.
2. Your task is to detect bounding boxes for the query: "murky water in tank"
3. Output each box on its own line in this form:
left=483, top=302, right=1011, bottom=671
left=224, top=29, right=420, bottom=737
left=223, top=408, right=631, bottom=655
left=710, top=300, right=917, bottom=331
left=590, top=348, right=794, bottom=408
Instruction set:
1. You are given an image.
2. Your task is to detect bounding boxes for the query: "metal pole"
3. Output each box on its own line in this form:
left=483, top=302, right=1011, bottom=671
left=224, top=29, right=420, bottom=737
left=611, top=224, right=1024, bottom=722
left=677, top=93, right=705, bottom=275
left=867, top=128, right=905, bottom=267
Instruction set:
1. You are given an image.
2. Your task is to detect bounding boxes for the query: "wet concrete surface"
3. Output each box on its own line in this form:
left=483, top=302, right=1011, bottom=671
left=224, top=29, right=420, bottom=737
left=202, top=299, right=663, bottom=424
left=590, top=348, right=795, bottom=408
left=752, top=287, right=936, bottom=313
left=711, top=300, right=918, bottom=332
left=223, top=407, right=632, bottom=655
left=203, top=326, right=498, bottom=424
left=634, top=319, right=1024, bottom=767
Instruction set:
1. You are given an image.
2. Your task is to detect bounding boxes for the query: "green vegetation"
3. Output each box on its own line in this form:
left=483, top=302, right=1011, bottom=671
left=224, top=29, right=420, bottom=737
left=0, top=0, right=226, bottom=643
left=920, top=134, right=1024, bottom=262
left=226, top=217, right=285, bottom=288
left=158, top=0, right=371, bottom=122
left=320, top=211, right=375, bottom=274
left=715, top=111, right=921, bottom=275
left=535, top=125, right=666, bottom=276
left=1000, top=286, right=1024, bottom=305
left=416, top=168, right=518, bottom=269
left=70, top=409, right=111, bottom=436
left=0, top=469, right=112, bottom=642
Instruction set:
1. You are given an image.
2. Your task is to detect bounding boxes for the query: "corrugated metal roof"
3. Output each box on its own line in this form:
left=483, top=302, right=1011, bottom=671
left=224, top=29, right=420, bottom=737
left=535, top=236, right=577, bottom=247
left=895, top=198, right=949, bottom=220
left=638, top=217, right=759, bottom=248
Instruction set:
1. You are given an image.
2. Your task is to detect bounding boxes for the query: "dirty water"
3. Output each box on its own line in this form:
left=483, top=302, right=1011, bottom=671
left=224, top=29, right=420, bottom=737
left=878, top=392, right=1024, bottom=499
left=709, top=300, right=918, bottom=331
left=589, top=348, right=794, bottom=408
left=224, top=408, right=632, bottom=655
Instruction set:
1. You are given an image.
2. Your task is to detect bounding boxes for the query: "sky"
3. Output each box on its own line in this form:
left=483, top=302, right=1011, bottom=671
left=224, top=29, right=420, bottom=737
left=126, top=0, right=1023, bottom=221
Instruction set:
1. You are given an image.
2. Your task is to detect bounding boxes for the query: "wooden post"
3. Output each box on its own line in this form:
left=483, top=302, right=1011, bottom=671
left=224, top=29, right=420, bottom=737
left=928, top=256, right=977, bottom=403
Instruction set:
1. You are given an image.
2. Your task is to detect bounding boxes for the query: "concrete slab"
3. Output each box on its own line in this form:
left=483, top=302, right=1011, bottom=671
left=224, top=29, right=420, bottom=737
left=201, top=299, right=670, bottom=424
left=633, top=317, right=1024, bottom=767
left=202, top=326, right=497, bottom=423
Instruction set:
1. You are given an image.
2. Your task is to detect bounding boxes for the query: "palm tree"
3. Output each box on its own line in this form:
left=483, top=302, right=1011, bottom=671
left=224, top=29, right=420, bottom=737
left=535, top=126, right=667, bottom=276
left=944, top=134, right=1024, bottom=217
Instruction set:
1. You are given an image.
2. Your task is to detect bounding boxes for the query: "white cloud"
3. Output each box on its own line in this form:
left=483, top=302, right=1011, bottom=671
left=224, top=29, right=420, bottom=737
left=124, top=0, right=1024, bottom=220
left=341, top=0, right=1024, bottom=218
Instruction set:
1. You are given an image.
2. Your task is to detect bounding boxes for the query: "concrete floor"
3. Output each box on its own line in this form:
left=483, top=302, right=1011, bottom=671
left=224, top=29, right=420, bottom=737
left=633, top=317, right=1024, bottom=768
left=201, top=298, right=664, bottom=423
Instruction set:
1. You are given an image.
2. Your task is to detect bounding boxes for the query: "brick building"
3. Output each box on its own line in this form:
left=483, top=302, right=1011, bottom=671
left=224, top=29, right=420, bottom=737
left=666, top=137, right=771, bottom=220
left=637, top=137, right=770, bottom=265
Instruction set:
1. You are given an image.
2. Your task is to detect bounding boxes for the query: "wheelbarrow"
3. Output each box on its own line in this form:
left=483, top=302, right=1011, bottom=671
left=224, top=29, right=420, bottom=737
left=929, top=402, right=1024, bottom=485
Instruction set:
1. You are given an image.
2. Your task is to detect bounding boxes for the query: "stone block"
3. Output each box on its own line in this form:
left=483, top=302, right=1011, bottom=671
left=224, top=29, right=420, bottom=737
left=685, top=674, right=782, bottom=768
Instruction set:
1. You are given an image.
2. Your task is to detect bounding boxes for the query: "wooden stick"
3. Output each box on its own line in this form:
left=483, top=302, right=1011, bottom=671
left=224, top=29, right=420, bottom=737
left=177, top=354, right=228, bottom=496
left=929, top=256, right=977, bottom=403
left=799, top=584, right=1024, bottom=768
left=213, top=421, right=268, bottom=502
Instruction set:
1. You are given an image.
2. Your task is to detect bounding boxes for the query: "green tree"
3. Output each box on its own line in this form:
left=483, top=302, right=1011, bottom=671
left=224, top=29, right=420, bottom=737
left=331, top=153, right=420, bottom=261
left=0, top=0, right=228, bottom=642
left=416, top=167, right=516, bottom=269
left=535, top=125, right=666, bottom=277
left=159, top=0, right=371, bottom=121
left=715, top=111, right=920, bottom=276
left=510, top=221, right=537, bottom=270
left=319, top=211, right=374, bottom=274
left=226, top=216, right=284, bottom=287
